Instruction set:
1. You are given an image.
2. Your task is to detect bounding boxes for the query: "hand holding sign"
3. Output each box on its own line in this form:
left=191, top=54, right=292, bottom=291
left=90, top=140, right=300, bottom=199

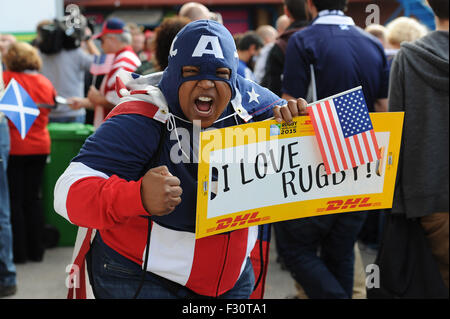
left=140, top=165, right=183, bottom=216
left=273, top=98, right=308, bottom=125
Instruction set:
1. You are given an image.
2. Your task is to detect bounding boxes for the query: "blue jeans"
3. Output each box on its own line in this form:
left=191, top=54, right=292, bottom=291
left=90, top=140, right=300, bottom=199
left=88, top=232, right=255, bottom=299
left=274, top=212, right=367, bottom=298
left=0, top=116, right=16, bottom=287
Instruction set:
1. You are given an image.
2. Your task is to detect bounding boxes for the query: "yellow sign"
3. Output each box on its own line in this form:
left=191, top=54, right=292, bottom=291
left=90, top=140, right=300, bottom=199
left=195, top=112, right=404, bottom=239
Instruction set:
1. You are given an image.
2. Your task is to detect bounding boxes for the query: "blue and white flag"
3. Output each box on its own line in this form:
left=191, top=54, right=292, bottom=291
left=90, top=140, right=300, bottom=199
left=0, top=78, right=40, bottom=139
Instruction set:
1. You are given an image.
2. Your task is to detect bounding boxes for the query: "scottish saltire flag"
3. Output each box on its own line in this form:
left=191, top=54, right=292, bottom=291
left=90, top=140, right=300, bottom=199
left=0, top=78, right=40, bottom=139
left=89, top=54, right=114, bottom=75
left=307, top=86, right=380, bottom=175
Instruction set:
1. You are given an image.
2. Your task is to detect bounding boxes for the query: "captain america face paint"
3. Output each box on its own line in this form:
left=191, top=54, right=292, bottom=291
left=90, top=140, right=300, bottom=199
left=178, top=66, right=232, bottom=128
left=158, top=20, right=239, bottom=125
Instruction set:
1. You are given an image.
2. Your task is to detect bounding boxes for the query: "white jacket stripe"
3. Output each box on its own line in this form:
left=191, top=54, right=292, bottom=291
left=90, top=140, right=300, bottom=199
left=239, top=226, right=258, bottom=276
left=54, top=162, right=108, bottom=223
left=145, top=222, right=195, bottom=286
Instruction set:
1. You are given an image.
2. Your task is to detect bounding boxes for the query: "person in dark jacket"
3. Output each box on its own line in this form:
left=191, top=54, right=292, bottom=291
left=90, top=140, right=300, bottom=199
left=260, top=0, right=310, bottom=96
left=388, top=0, right=449, bottom=288
left=276, top=0, right=390, bottom=299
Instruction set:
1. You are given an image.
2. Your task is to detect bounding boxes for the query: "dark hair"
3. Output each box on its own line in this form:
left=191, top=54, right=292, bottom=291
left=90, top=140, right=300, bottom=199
left=236, top=31, right=264, bottom=51
left=311, top=0, right=349, bottom=12
left=427, top=0, right=449, bottom=19
left=284, top=0, right=308, bottom=21
left=153, top=16, right=190, bottom=70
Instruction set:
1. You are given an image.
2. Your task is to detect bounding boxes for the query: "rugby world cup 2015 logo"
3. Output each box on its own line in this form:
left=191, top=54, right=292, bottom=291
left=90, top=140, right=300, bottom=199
left=270, top=124, right=281, bottom=136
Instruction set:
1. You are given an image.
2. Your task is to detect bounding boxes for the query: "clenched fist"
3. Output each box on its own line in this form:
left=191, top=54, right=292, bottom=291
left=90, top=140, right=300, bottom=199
left=273, top=97, right=308, bottom=125
left=140, top=165, right=183, bottom=216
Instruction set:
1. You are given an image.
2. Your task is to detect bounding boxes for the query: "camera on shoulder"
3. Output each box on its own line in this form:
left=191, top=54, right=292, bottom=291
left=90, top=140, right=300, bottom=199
left=36, top=14, right=87, bottom=54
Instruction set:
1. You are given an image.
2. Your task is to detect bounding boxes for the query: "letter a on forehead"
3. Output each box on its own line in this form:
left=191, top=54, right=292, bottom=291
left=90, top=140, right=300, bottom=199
left=169, top=36, right=178, bottom=57
left=192, top=35, right=224, bottom=59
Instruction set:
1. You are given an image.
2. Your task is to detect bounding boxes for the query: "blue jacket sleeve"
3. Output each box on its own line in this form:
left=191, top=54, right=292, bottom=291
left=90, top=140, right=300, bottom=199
left=72, top=114, right=163, bottom=181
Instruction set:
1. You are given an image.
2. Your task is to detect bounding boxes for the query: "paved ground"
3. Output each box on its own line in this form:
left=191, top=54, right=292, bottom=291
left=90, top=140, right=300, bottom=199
left=3, top=232, right=376, bottom=299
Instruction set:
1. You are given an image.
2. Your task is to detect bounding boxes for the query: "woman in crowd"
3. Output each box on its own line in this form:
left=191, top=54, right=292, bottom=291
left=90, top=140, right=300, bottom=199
left=2, top=42, right=56, bottom=263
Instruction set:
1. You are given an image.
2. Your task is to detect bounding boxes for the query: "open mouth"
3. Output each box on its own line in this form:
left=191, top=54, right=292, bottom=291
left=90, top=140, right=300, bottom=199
left=194, top=96, right=214, bottom=115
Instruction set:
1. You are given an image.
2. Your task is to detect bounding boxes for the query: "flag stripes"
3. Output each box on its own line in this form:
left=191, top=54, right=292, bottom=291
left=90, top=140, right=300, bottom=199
left=307, top=87, right=380, bottom=175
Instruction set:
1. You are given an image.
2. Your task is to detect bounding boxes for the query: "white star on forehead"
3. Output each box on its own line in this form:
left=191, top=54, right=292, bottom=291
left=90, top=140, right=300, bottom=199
left=247, top=87, right=260, bottom=104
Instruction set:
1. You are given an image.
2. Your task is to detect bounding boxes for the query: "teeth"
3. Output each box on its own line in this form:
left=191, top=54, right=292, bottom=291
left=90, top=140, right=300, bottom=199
left=198, top=96, right=212, bottom=102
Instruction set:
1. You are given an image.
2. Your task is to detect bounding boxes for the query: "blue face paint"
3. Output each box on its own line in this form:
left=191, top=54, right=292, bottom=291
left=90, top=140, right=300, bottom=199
left=158, top=20, right=239, bottom=120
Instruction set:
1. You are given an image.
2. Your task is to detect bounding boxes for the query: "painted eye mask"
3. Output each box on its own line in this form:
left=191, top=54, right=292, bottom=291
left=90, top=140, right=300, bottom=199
left=159, top=20, right=239, bottom=114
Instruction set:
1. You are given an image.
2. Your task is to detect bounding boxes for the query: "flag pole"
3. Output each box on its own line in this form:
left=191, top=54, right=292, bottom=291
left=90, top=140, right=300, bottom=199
left=263, top=86, right=364, bottom=122
left=91, top=74, right=97, bottom=88
left=305, top=86, right=363, bottom=108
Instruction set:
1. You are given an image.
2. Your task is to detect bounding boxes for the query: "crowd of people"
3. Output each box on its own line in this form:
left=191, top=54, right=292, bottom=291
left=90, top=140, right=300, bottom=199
left=0, top=0, right=448, bottom=299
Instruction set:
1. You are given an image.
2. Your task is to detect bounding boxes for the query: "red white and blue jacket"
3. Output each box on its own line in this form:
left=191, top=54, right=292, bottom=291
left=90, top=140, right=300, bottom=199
left=54, top=20, right=285, bottom=298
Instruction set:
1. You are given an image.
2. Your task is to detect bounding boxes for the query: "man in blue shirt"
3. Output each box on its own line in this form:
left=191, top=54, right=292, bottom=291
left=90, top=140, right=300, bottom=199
left=282, top=0, right=389, bottom=112
left=236, top=31, right=264, bottom=81
left=275, top=0, right=389, bottom=299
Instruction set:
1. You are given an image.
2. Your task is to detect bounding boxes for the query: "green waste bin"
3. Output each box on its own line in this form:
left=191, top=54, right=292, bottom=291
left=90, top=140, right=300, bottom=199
left=42, top=123, right=95, bottom=246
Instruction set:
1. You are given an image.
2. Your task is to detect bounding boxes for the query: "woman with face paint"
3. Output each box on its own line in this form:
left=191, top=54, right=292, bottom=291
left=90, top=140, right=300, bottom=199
left=54, top=20, right=307, bottom=299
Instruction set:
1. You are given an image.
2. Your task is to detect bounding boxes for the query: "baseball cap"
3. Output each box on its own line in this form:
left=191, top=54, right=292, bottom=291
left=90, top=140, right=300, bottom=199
left=93, top=17, right=126, bottom=39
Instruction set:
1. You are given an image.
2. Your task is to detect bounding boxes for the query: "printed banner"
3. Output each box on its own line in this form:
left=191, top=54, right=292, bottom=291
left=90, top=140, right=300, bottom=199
left=195, top=112, right=404, bottom=239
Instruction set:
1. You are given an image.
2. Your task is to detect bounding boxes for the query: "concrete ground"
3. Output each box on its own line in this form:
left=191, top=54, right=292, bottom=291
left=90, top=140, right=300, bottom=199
left=3, top=234, right=376, bottom=299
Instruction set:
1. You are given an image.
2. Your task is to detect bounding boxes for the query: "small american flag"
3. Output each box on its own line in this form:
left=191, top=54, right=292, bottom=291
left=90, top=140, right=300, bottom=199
left=89, top=54, right=115, bottom=75
left=307, top=87, right=380, bottom=175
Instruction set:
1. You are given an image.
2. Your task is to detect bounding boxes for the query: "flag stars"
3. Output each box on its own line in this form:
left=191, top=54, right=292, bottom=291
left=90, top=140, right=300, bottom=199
left=247, top=87, right=260, bottom=104
left=333, top=90, right=373, bottom=137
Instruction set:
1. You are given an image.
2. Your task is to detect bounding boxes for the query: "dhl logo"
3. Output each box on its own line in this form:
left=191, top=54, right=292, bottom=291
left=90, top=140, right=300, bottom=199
left=317, top=197, right=382, bottom=212
left=207, top=212, right=270, bottom=232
